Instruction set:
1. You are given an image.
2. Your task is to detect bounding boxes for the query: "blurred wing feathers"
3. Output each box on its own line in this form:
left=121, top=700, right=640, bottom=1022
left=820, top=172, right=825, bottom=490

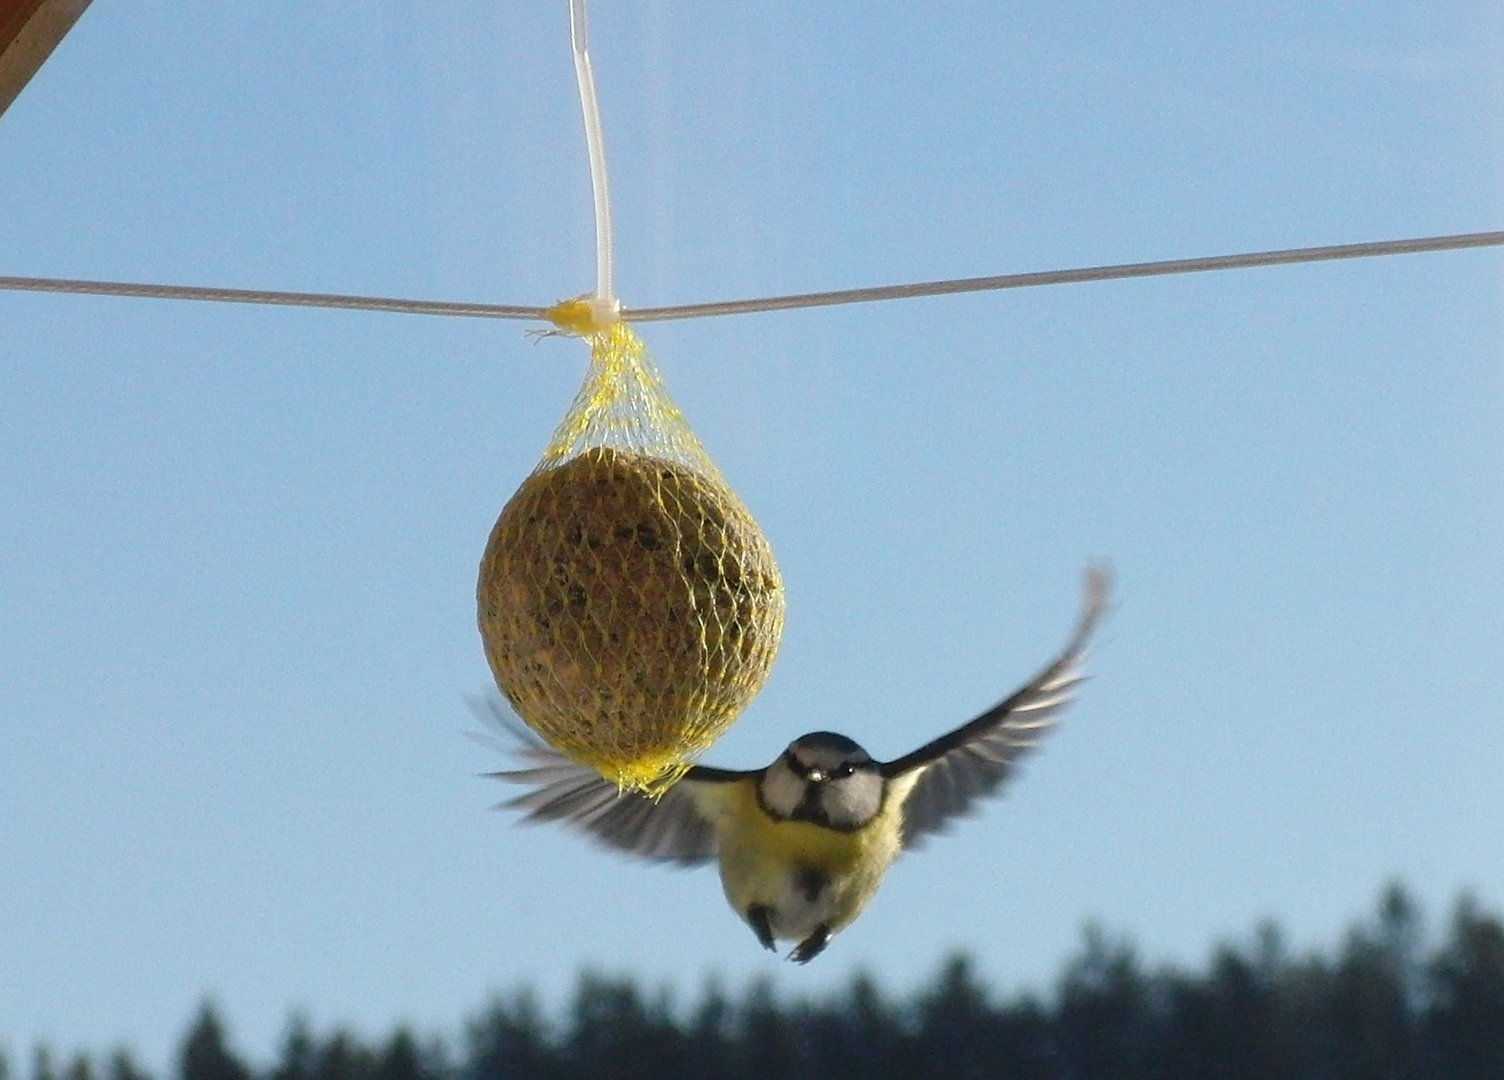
left=474, top=698, right=744, bottom=866
left=883, top=566, right=1112, bottom=850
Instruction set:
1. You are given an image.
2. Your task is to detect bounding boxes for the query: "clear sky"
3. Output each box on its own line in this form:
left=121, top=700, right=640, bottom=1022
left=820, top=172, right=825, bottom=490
left=3, top=1, right=1502, bottom=1072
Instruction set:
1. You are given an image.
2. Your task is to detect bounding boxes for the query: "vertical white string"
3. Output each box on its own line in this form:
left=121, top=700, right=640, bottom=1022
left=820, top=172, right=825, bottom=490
left=569, top=0, right=618, bottom=316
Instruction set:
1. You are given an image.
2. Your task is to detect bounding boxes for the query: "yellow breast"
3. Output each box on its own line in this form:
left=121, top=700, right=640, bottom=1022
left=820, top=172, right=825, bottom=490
left=707, top=781, right=904, bottom=933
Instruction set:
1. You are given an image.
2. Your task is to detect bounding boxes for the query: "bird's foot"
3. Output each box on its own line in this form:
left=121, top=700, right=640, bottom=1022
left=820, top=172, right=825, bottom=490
left=747, top=905, right=777, bottom=953
left=788, top=925, right=831, bottom=964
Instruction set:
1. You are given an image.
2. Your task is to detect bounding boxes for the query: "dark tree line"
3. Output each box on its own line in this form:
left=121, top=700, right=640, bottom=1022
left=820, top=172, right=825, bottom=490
left=11, top=883, right=1504, bottom=1079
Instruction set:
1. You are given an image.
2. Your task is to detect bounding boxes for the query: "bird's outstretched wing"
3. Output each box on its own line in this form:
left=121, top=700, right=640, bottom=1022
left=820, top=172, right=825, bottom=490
left=880, top=566, right=1112, bottom=850
left=473, top=698, right=749, bottom=866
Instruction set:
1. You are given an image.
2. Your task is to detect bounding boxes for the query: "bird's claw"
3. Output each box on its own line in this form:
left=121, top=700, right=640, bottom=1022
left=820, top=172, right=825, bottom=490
left=788, top=925, right=831, bottom=964
left=747, top=905, right=778, bottom=952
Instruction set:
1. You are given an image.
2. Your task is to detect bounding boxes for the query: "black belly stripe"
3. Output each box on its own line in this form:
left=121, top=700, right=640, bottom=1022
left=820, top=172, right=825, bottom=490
left=795, top=866, right=829, bottom=903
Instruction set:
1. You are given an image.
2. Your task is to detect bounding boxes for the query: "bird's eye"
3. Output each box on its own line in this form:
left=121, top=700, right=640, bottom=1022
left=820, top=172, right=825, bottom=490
left=834, top=763, right=854, bottom=779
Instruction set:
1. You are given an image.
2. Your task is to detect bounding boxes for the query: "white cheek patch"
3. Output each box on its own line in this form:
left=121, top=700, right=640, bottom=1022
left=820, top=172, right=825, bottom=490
left=759, top=763, right=807, bottom=820
left=820, top=777, right=883, bottom=829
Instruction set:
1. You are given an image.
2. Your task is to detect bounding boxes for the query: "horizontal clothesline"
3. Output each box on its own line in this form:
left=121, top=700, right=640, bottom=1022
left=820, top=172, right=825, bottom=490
left=1, top=229, right=1500, bottom=325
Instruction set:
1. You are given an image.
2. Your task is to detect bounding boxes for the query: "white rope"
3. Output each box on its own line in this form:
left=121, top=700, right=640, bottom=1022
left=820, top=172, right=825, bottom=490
left=627, top=230, right=1504, bottom=322
left=1, top=230, right=1499, bottom=324
left=569, top=0, right=619, bottom=321
left=0, top=275, right=549, bottom=319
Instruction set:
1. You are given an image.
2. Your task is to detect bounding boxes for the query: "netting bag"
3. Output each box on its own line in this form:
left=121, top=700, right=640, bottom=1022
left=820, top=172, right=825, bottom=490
left=477, top=304, right=785, bottom=793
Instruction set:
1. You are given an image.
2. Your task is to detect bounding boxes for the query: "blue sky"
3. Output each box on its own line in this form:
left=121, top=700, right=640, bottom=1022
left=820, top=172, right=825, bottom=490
left=3, top=1, right=1501, bottom=1071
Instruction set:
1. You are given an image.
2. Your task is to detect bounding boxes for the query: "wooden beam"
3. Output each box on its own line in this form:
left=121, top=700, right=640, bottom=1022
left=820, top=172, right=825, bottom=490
left=0, top=0, right=93, bottom=120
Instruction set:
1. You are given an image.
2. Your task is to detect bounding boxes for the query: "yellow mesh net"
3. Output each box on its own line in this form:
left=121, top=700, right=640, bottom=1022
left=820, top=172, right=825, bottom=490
left=477, top=311, right=785, bottom=794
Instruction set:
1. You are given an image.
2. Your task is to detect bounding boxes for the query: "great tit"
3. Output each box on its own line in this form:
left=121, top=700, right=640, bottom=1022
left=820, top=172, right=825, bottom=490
left=483, top=566, right=1111, bottom=963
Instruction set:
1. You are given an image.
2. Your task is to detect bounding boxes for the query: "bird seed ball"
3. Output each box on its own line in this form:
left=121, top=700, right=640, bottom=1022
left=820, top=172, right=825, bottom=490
left=477, top=446, right=784, bottom=770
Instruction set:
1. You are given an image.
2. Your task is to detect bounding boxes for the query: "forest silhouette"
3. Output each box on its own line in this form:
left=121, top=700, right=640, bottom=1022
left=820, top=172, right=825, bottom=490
left=10, top=883, right=1503, bottom=1079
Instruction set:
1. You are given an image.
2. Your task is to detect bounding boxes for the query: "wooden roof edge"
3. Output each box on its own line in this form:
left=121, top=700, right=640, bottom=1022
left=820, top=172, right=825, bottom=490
left=0, top=0, right=95, bottom=120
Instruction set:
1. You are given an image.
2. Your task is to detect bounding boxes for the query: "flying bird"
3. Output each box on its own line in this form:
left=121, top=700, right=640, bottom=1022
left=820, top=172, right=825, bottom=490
left=483, top=566, right=1111, bottom=963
